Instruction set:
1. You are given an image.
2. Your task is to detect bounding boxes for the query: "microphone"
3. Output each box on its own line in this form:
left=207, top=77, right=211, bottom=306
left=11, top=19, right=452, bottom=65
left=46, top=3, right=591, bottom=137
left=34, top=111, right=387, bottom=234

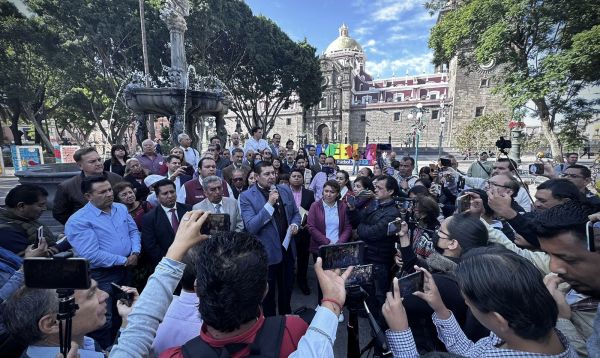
left=270, top=185, right=280, bottom=206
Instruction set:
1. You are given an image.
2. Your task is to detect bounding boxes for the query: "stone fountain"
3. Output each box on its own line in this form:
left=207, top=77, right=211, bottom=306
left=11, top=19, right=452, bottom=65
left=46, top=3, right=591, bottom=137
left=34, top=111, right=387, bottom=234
left=124, top=0, right=228, bottom=146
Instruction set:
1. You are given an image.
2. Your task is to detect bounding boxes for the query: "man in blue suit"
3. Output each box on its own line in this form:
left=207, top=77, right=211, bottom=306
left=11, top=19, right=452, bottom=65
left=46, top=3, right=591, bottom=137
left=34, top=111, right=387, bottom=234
left=239, top=161, right=301, bottom=316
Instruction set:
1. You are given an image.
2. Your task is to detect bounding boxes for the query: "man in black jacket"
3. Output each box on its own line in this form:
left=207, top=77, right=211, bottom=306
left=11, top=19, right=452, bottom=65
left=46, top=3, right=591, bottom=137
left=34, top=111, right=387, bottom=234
left=141, top=179, right=191, bottom=267
left=350, top=174, right=400, bottom=321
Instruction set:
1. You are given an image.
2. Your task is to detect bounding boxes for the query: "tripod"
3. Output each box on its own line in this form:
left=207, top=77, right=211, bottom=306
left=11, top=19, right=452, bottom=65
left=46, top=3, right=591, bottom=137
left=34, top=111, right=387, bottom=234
left=56, top=289, right=79, bottom=357
left=346, top=286, right=392, bottom=358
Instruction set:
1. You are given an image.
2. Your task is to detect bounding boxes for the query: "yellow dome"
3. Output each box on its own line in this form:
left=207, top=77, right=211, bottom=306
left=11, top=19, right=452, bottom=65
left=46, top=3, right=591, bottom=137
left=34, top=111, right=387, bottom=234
left=325, top=24, right=363, bottom=55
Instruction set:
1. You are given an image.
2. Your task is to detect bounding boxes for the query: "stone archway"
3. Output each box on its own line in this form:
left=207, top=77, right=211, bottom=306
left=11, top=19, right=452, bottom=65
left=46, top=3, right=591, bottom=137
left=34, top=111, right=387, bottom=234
left=316, top=124, right=329, bottom=144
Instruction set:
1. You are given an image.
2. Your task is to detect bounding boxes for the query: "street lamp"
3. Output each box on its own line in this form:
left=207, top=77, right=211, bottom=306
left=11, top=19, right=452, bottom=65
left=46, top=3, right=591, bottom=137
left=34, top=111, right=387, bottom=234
left=407, top=103, right=429, bottom=174
left=437, top=100, right=451, bottom=157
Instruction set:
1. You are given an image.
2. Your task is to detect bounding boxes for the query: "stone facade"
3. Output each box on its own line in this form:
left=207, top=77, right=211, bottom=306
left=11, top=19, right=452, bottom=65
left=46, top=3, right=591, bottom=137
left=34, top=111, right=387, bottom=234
left=222, top=23, right=505, bottom=150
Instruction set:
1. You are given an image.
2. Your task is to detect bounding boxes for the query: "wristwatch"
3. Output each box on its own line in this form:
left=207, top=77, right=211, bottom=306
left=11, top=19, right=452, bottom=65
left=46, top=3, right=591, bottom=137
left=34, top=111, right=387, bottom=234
left=131, top=252, right=140, bottom=256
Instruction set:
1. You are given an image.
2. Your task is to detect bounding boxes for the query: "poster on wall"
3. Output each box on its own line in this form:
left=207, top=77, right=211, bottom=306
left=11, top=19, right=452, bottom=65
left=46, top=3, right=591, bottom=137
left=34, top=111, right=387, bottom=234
left=59, top=145, right=80, bottom=163
left=10, top=145, right=44, bottom=171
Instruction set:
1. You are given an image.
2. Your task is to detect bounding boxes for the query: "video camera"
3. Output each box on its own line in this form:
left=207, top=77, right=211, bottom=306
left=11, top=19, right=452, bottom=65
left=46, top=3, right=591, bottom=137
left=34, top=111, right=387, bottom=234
left=23, top=252, right=91, bottom=357
left=495, top=136, right=512, bottom=154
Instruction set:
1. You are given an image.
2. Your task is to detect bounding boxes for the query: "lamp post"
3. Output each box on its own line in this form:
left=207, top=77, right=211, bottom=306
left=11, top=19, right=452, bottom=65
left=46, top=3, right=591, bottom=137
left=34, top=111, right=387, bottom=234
left=407, top=103, right=428, bottom=174
left=438, top=100, right=451, bottom=157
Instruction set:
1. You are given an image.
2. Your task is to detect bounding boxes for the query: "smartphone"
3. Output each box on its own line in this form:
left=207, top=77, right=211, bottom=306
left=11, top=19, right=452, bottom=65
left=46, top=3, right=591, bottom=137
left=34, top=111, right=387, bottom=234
left=395, top=271, right=424, bottom=297
left=347, top=195, right=356, bottom=207
left=322, top=166, right=334, bottom=175
left=529, top=163, right=544, bottom=175
left=319, top=241, right=365, bottom=270
left=111, top=282, right=135, bottom=306
left=456, top=194, right=471, bottom=213
left=201, top=213, right=230, bottom=235
left=431, top=183, right=441, bottom=196
left=439, top=158, right=452, bottom=167
left=24, top=257, right=91, bottom=290
left=32, top=226, right=44, bottom=249
left=343, top=264, right=373, bottom=287
left=387, top=219, right=403, bottom=236
left=586, top=221, right=597, bottom=252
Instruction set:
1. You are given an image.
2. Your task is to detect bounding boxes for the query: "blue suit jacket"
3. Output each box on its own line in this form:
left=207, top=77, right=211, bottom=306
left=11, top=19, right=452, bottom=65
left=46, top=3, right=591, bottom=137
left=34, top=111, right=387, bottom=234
left=239, top=184, right=301, bottom=265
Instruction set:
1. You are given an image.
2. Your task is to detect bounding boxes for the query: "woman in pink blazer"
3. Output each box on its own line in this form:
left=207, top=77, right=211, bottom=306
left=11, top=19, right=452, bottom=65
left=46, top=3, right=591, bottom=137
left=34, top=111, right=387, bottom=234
left=307, top=179, right=352, bottom=303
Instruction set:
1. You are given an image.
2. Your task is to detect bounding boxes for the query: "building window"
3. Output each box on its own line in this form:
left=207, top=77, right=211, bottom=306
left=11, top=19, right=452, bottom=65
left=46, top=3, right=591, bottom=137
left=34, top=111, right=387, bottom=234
left=431, top=110, right=439, bottom=120
left=475, top=106, right=485, bottom=117
left=394, top=112, right=401, bottom=121
left=362, top=95, right=372, bottom=104
left=286, top=118, right=292, bottom=125
left=394, top=93, right=404, bottom=102
left=480, top=78, right=489, bottom=87
left=360, top=114, right=366, bottom=122
left=320, top=98, right=327, bottom=109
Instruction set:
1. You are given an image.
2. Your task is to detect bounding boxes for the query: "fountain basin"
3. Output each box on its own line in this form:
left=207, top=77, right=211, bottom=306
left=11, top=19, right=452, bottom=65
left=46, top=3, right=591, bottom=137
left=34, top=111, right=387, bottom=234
left=124, top=87, right=226, bottom=117
left=15, top=163, right=80, bottom=210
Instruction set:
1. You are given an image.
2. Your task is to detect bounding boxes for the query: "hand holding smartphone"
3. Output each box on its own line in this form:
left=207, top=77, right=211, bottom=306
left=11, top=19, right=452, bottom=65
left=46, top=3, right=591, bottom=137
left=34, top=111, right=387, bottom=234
left=395, top=271, right=424, bottom=297
left=111, top=282, right=135, bottom=306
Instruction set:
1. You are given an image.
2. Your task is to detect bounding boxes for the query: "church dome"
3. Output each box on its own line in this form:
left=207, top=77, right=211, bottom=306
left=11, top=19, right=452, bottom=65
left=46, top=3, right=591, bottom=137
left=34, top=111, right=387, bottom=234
left=324, top=24, right=363, bottom=55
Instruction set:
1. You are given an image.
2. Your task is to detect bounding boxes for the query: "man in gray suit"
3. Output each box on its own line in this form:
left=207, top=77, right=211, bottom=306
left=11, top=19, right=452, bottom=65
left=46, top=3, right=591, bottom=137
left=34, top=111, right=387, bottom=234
left=192, top=176, right=244, bottom=232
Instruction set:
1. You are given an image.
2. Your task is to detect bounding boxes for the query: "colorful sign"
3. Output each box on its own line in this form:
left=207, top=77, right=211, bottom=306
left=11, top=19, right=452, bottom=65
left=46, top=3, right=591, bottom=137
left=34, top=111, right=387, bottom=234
left=11, top=145, right=44, bottom=171
left=59, top=145, right=80, bottom=163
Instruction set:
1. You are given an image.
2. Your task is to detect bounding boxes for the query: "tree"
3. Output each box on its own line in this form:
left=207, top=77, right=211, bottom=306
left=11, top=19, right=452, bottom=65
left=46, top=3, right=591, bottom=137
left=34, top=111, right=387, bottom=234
left=455, top=112, right=508, bottom=153
left=186, top=0, right=323, bottom=139
left=428, top=0, right=600, bottom=159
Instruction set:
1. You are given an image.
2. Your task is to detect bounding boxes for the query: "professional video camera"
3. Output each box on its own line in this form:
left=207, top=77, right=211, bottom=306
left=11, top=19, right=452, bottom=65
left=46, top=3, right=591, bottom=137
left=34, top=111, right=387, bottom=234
left=23, top=252, right=91, bottom=357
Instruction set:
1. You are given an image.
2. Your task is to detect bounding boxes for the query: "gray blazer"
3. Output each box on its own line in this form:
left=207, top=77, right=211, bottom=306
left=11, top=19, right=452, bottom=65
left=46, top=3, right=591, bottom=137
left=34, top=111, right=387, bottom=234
left=192, top=197, right=244, bottom=232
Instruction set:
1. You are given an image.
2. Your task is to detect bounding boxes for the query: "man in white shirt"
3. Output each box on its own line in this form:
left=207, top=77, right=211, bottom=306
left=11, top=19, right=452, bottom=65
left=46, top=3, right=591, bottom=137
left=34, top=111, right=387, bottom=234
left=193, top=176, right=244, bottom=232
left=243, top=127, right=269, bottom=154
left=228, top=132, right=244, bottom=153
left=178, top=133, right=200, bottom=170
left=165, top=155, right=192, bottom=192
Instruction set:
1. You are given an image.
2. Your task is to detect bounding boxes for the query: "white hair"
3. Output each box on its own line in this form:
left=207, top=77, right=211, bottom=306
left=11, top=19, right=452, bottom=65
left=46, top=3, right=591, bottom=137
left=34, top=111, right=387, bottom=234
left=177, top=133, right=190, bottom=143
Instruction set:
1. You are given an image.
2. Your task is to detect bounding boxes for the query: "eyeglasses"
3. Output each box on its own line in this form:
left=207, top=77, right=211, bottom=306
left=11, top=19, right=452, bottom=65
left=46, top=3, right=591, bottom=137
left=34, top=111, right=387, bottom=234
left=560, top=173, right=585, bottom=179
left=436, top=229, right=451, bottom=239
left=485, top=180, right=512, bottom=189
left=491, top=166, right=508, bottom=170
left=232, top=178, right=244, bottom=181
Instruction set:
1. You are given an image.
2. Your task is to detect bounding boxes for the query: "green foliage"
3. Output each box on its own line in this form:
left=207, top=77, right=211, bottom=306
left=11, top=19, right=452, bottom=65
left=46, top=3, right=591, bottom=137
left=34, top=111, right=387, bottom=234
left=428, top=0, right=600, bottom=157
left=455, top=112, right=509, bottom=153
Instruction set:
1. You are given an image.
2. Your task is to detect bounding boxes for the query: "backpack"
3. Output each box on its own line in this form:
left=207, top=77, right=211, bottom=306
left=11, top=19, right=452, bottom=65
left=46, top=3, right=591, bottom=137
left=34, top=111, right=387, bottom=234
left=181, top=316, right=286, bottom=358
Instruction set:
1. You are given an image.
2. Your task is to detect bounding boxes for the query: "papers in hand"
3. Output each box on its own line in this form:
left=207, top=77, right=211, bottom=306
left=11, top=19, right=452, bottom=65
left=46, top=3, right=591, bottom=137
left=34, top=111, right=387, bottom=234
left=282, top=226, right=294, bottom=250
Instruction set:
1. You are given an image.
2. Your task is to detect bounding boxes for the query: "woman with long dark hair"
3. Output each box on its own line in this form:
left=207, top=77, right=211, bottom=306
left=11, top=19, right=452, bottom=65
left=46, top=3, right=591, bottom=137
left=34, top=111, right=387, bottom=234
left=103, top=144, right=129, bottom=176
left=335, top=170, right=354, bottom=203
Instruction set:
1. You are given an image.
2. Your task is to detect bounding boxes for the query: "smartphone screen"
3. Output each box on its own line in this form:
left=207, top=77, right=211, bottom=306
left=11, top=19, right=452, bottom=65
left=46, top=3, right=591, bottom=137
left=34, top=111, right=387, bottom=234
left=319, top=241, right=364, bottom=270
left=396, top=271, right=424, bottom=297
left=529, top=163, right=544, bottom=175
left=201, top=213, right=230, bottom=235
left=24, top=258, right=90, bottom=289
left=343, top=264, right=373, bottom=287
left=456, top=195, right=471, bottom=213
left=387, top=219, right=402, bottom=236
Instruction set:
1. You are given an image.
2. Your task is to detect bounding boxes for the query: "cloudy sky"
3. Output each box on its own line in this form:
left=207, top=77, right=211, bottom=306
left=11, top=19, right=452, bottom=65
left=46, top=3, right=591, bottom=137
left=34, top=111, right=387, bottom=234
left=245, top=0, right=438, bottom=79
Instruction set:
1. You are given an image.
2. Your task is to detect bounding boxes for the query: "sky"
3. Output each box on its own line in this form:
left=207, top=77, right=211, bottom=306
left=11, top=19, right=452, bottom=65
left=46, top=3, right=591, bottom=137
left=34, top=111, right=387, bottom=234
left=245, top=0, right=438, bottom=80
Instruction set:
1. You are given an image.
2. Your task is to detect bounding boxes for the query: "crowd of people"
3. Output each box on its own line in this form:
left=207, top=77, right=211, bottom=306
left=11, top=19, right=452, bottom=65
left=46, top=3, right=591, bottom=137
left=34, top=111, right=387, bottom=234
left=0, top=129, right=599, bottom=357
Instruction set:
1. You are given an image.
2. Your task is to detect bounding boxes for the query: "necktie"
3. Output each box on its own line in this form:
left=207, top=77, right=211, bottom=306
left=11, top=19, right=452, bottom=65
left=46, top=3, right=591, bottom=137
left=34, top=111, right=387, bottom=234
left=170, top=208, right=179, bottom=232
left=215, top=204, right=222, bottom=214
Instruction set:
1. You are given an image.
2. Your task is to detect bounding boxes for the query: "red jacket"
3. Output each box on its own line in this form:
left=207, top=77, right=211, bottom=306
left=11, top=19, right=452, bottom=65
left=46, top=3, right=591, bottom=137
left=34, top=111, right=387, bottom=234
left=160, top=314, right=308, bottom=358
left=307, top=199, right=352, bottom=254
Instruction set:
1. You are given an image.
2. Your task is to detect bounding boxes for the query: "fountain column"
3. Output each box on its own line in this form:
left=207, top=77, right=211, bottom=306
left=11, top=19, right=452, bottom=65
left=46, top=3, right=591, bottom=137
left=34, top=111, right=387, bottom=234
left=160, top=0, right=190, bottom=143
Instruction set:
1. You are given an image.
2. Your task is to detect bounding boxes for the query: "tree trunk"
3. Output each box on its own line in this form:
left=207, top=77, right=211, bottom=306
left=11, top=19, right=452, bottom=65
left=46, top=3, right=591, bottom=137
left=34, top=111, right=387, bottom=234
left=533, top=98, right=561, bottom=161
left=22, top=107, right=54, bottom=154
left=9, top=107, right=22, bottom=145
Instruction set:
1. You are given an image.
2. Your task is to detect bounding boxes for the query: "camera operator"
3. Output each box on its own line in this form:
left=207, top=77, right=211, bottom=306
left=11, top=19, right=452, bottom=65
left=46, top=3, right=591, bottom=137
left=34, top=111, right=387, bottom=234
left=2, top=277, right=138, bottom=357
left=349, top=174, right=400, bottom=322
left=108, top=210, right=355, bottom=358
left=445, top=157, right=532, bottom=212
left=0, top=184, right=70, bottom=256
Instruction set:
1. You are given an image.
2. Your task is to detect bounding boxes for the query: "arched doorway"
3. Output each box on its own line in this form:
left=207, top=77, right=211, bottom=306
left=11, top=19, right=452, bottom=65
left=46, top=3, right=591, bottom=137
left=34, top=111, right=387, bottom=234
left=316, top=124, right=329, bottom=144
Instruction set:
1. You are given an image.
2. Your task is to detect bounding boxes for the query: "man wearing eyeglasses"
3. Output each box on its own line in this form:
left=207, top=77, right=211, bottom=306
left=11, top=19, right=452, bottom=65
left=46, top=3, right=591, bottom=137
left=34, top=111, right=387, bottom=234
left=543, top=164, right=600, bottom=206
left=446, top=157, right=532, bottom=212
left=222, top=148, right=251, bottom=185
